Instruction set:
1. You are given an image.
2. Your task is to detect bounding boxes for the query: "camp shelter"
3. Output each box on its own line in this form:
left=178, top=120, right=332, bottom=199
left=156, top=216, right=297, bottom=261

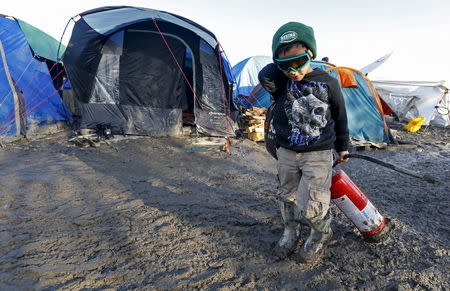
left=372, top=80, right=449, bottom=127
left=0, top=15, right=71, bottom=139
left=233, top=56, right=392, bottom=143
left=63, top=6, right=237, bottom=137
left=325, top=67, right=392, bottom=143
left=232, top=56, right=272, bottom=108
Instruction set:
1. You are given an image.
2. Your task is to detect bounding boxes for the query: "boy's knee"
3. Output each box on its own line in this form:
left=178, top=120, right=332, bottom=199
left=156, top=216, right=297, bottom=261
left=300, top=185, right=330, bottom=220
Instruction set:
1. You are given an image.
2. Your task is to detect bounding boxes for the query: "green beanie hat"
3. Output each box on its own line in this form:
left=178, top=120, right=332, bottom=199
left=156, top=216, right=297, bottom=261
left=272, top=22, right=317, bottom=60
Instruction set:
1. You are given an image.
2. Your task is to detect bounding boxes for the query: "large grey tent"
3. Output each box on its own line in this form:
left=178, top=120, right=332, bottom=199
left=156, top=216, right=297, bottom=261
left=63, top=6, right=237, bottom=137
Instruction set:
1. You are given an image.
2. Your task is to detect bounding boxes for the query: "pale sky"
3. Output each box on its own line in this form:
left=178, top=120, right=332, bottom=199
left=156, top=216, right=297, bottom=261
left=3, top=0, right=450, bottom=84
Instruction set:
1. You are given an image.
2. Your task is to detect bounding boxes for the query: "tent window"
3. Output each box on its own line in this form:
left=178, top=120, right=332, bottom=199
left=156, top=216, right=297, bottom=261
left=200, top=39, right=214, bottom=55
left=338, top=69, right=358, bottom=88
left=91, top=30, right=123, bottom=104
left=89, top=54, right=120, bottom=104
left=102, top=30, right=124, bottom=55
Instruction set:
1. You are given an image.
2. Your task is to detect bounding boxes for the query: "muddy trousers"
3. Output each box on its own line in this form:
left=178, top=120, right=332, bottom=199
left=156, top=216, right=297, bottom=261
left=276, top=147, right=334, bottom=241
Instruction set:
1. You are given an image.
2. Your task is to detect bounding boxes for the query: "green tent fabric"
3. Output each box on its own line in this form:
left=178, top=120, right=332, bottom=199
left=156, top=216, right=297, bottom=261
left=16, top=19, right=65, bottom=63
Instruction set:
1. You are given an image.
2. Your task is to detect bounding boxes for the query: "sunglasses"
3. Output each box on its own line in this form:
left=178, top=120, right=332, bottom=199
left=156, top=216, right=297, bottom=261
left=274, top=51, right=310, bottom=72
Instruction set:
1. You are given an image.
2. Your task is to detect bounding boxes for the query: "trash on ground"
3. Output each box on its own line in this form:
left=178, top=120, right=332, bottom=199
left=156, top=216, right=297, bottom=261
left=240, top=107, right=267, bottom=142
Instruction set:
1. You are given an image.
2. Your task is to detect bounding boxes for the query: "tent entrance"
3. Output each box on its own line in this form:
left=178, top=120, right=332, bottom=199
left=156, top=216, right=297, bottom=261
left=118, top=30, right=196, bottom=135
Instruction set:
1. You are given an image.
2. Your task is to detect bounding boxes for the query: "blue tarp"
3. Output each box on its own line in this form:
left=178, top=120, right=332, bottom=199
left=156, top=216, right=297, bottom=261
left=232, top=55, right=272, bottom=100
left=0, top=17, right=71, bottom=136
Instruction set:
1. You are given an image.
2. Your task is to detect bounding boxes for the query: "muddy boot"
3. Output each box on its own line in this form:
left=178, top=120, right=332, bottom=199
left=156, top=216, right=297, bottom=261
left=298, top=210, right=332, bottom=264
left=273, top=200, right=300, bottom=259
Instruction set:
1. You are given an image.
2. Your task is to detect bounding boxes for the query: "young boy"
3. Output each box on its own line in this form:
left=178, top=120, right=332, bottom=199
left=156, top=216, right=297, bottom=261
left=258, top=22, right=349, bottom=263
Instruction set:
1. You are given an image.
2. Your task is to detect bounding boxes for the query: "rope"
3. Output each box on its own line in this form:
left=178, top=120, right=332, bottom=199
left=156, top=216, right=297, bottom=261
left=217, top=42, right=230, bottom=138
left=218, top=42, right=233, bottom=116
left=0, top=83, right=65, bottom=135
left=247, top=84, right=265, bottom=108
left=0, top=57, right=34, bottom=109
left=20, top=60, right=59, bottom=111
left=152, top=20, right=203, bottom=110
left=216, top=42, right=232, bottom=137
left=217, top=42, right=239, bottom=129
left=153, top=20, right=236, bottom=137
left=0, top=67, right=65, bottom=135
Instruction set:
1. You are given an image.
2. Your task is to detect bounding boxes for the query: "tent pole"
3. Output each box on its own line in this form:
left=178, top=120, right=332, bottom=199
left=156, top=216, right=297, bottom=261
left=0, top=40, right=21, bottom=135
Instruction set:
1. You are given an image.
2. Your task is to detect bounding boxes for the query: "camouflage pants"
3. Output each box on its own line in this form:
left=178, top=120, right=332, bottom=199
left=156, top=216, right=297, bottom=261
left=276, top=147, right=334, bottom=223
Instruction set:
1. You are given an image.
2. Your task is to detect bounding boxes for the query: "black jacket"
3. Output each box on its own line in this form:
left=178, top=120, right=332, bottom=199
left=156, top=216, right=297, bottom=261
left=258, top=63, right=349, bottom=152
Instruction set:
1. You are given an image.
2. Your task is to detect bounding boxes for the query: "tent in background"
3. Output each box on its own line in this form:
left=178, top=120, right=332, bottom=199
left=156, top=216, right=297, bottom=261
left=372, top=80, right=449, bottom=127
left=233, top=56, right=392, bottom=143
left=358, top=53, right=449, bottom=127
left=232, top=56, right=272, bottom=108
left=325, top=67, right=392, bottom=143
left=63, top=6, right=237, bottom=137
left=15, top=19, right=67, bottom=63
left=0, top=15, right=71, bottom=139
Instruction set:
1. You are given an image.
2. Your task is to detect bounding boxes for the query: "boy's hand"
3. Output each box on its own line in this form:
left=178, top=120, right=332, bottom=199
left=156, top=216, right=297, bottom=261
left=258, top=63, right=285, bottom=95
left=262, top=77, right=278, bottom=93
left=336, top=151, right=349, bottom=164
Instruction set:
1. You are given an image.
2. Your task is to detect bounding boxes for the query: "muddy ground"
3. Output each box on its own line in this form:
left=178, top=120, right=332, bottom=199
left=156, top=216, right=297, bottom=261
left=0, top=124, right=449, bottom=290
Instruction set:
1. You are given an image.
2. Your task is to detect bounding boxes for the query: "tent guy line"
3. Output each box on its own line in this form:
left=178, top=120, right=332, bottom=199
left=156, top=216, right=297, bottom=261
left=0, top=67, right=65, bottom=135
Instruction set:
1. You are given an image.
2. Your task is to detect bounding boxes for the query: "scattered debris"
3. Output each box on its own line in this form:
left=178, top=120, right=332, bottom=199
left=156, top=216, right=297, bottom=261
left=191, top=137, right=227, bottom=147
left=182, top=126, right=196, bottom=136
left=182, top=146, right=220, bottom=152
left=69, top=134, right=101, bottom=148
left=183, top=137, right=228, bottom=152
left=404, top=116, right=426, bottom=132
left=385, top=144, right=418, bottom=151
left=240, top=107, right=267, bottom=142
left=223, top=137, right=231, bottom=153
left=350, top=139, right=387, bottom=151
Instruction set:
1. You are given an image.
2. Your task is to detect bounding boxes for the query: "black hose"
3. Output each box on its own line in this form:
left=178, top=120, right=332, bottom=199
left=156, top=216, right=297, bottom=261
left=336, top=153, right=439, bottom=184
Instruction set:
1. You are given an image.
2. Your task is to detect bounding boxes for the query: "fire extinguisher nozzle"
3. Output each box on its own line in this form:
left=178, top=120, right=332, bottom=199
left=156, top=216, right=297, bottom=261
left=365, top=217, right=395, bottom=243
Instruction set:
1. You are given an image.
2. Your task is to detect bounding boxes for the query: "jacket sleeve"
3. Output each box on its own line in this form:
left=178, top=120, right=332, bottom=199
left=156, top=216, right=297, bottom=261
left=328, top=78, right=349, bottom=152
left=258, top=63, right=286, bottom=100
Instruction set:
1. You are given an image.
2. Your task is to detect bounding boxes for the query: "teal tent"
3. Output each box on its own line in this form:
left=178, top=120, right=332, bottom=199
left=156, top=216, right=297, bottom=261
left=325, top=67, right=392, bottom=143
left=16, top=19, right=66, bottom=62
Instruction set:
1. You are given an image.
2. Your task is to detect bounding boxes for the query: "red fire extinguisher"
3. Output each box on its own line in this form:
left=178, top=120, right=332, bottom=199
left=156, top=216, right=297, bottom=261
left=331, top=169, right=393, bottom=242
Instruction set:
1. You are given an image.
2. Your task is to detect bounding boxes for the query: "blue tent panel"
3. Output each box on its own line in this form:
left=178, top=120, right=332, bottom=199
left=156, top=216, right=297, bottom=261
left=0, top=17, right=71, bottom=137
left=232, top=56, right=272, bottom=99
left=221, top=54, right=234, bottom=84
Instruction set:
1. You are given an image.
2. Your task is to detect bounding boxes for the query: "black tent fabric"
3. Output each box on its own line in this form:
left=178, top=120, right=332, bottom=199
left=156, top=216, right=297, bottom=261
left=63, top=6, right=237, bottom=137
